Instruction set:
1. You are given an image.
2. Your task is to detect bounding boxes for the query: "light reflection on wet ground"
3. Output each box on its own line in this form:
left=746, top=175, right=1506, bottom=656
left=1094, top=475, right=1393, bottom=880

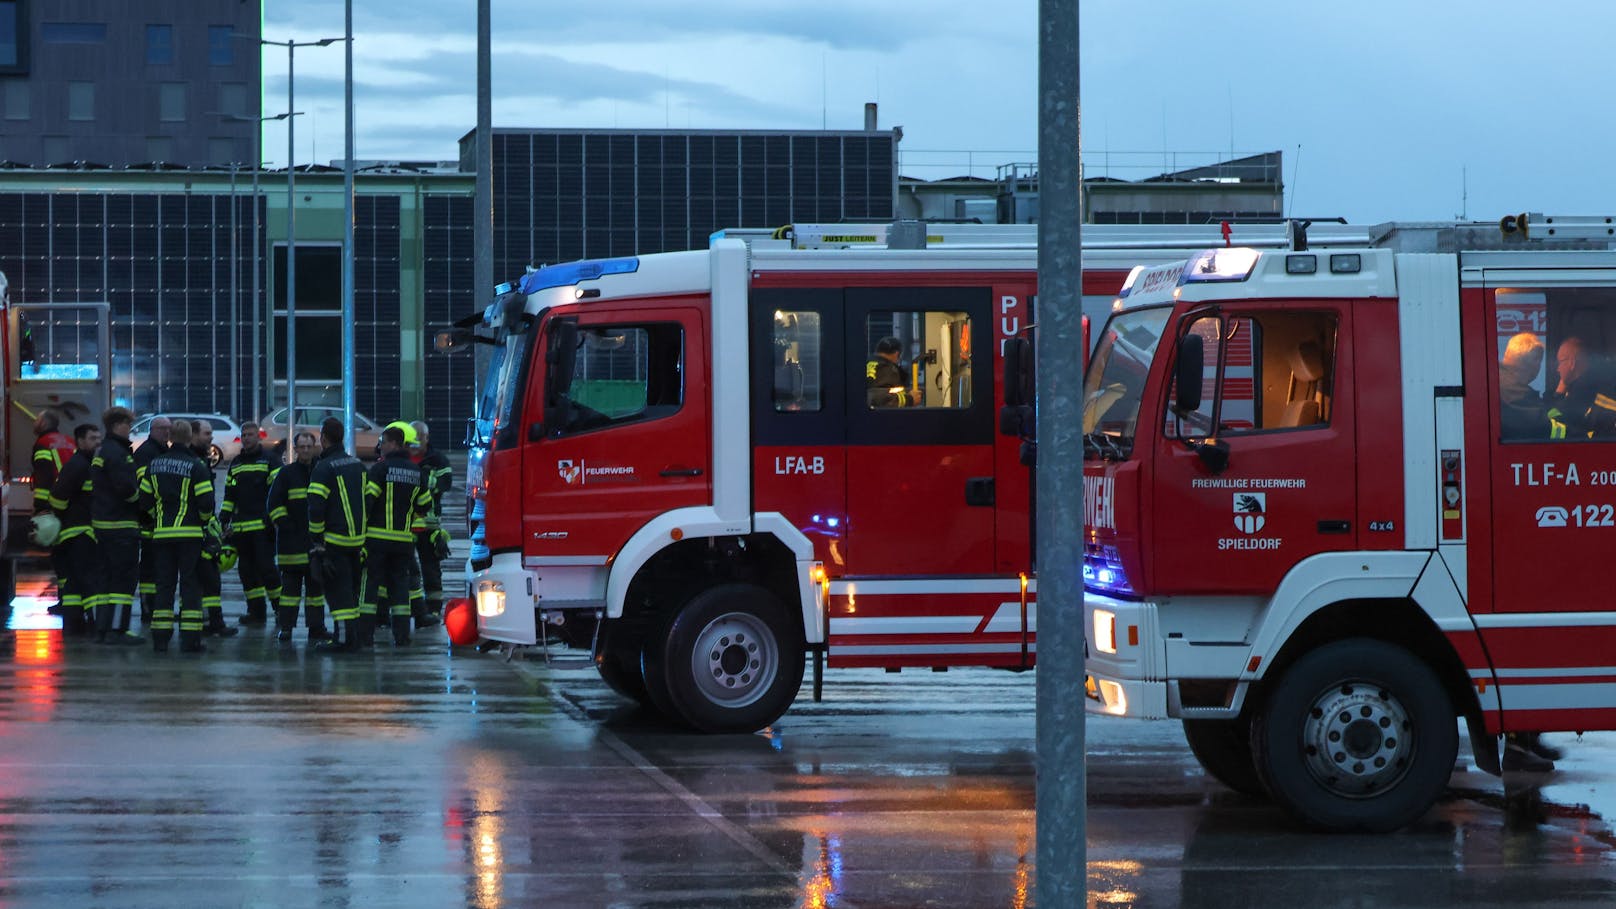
left=2, top=573, right=1616, bottom=906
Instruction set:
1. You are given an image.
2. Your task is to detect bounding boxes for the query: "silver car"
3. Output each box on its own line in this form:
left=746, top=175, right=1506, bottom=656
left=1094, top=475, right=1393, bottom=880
left=130, top=413, right=247, bottom=467
left=260, top=406, right=385, bottom=460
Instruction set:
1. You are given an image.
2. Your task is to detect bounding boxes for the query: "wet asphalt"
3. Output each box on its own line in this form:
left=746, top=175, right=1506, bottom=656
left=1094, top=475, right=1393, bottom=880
left=1, top=484, right=1615, bottom=906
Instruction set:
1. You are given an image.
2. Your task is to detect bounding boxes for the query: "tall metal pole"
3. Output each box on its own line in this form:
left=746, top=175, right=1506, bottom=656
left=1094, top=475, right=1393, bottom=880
left=1035, top=1, right=1084, bottom=906
left=341, top=0, right=356, bottom=453
left=286, top=41, right=297, bottom=453
left=474, top=0, right=493, bottom=353
left=251, top=122, right=261, bottom=419
left=229, top=162, right=239, bottom=419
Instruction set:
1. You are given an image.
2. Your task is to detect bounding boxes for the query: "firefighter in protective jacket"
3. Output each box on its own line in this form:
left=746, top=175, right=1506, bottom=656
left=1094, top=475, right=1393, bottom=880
left=138, top=419, right=214, bottom=653
left=221, top=421, right=280, bottom=626
left=267, top=431, right=329, bottom=644
left=48, top=423, right=101, bottom=635
left=89, top=407, right=144, bottom=645
left=410, top=420, right=453, bottom=626
left=308, top=418, right=367, bottom=652
left=361, top=424, right=433, bottom=648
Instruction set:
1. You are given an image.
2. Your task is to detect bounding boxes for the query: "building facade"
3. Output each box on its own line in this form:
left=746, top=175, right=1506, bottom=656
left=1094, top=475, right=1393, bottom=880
left=0, top=166, right=474, bottom=435
left=0, top=0, right=260, bottom=167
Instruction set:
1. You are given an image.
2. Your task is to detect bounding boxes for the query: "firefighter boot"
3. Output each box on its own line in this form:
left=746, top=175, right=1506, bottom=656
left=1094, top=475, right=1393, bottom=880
left=391, top=615, right=412, bottom=647
left=420, top=599, right=442, bottom=628
left=305, top=604, right=331, bottom=643
left=93, top=603, right=115, bottom=643
left=354, top=614, right=376, bottom=650
left=179, top=629, right=206, bottom=654
left=274, top=606, right=298, bottom=643
left=151, top=626, right=172, bottom=653
left=206, top=607, right=240, bottom=638
left=313, top=621, right=350, bottom=654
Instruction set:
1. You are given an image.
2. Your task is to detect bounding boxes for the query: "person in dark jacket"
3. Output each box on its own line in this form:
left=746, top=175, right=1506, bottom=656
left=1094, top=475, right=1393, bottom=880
left=190, top=420, right=237, bottom=638
left=221, top=421, right=279, bottom=627
left=409, top=420, right=452, bottom=628
left=309, top=418, right=367, bottom=652
left=49, top=423, right=101, bottom=635
left=133, top=415, right=172, bottom=623
left=89, top=407, right=144, bottom=645
left=361, top=425, right=432, bottom=648
left=138, top=419, right=214, bottom=653
left=865, top=336, right=919, bottom=408
left=31, top=410, right=75, bottom=514
left=267, top=431, right=329, bottom=644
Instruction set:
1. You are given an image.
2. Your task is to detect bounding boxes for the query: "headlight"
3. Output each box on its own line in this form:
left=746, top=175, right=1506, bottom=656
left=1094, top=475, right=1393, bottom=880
left=476, top=580, right=506, bottom=617
left=1092, top=608, right=1117, bottom=655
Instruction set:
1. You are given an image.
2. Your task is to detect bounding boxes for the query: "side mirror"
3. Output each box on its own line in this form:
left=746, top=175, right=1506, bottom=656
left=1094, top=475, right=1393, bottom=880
left=542, top=320, right=579, bottom=431
left=435, top=328, right=472, bottom=353
left=1173, top=334, right=1204, bottom=415
left=1195, top=438, right=1230, bottom=474
left=1003, top=337, right=1032, bottom=407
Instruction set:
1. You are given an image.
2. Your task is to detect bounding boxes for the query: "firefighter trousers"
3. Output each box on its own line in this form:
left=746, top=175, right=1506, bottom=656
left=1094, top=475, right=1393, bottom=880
left=234, top=529, right=280, bottom=620
left=277, top=565, right=328, bottom=638
left=138, top=531, right=157, bottom=622
left=198, top=552, right=227, bottom=633
left=52, top=533, right=99, bottom=632
left=362, top=543, right=415, bottom=645
left=414, top=533, right=443, bottom=608
left=95, top=529, right=140, bottom=636
left=151, top=539, right=204, bottom=650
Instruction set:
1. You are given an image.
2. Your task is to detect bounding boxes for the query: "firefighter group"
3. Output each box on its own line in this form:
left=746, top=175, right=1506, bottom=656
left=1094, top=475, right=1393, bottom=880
left=29, top=408, right=453, bottom=654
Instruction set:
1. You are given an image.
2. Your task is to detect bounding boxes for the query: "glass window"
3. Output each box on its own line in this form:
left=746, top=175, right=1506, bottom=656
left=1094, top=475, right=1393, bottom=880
left=1495, top=286, right=1616, bottom=442
left=145, top=24, right=173, bottom=64
left=67, top=81, right=93, bottom=121
left=863, top=311, right=974, bottom=409
left=41, top=22, right=105, bottom=44
left=0, top=1, right=22, bottom=72
left=159, top=83, right=185, bottom=122
left=555, top=324, right=683, bottom=435
left=14, top=307, right=103, bottom=380
left=145, top=136, right=174, bottom=162
left=218, top=82, right=246, bottom=117
left=3, top=79, right=27, bottom=120
left=208, top=26, right=233, bottom=65
left=1164, top=311, right=1337, bottom=439
left=771, top=310, right=821, bottom=412
left=274, top=315, right=342, bottom=381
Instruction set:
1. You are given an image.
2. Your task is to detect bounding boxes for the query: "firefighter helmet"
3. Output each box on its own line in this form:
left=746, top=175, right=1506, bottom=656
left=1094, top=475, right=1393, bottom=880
left=384, top=420, right=417, bottom=446
left=28, top=513, right=60, bottom=548
left=218, top=543, right=239, bottom=572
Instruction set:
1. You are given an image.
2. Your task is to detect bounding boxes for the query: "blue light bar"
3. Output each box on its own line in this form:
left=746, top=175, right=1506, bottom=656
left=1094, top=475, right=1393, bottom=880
left=1180, top=247, right=1260, bottom=284
left=516, top=257, right=640, bottom=296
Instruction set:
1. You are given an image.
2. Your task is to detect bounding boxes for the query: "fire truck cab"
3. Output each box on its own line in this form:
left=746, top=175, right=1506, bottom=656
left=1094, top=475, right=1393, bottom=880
left=456, top=221, right=1363, bottom=734
left=1084, top=214, right=1616, bottom=831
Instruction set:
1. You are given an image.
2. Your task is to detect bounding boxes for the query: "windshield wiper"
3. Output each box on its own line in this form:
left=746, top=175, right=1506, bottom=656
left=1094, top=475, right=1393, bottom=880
left=1083, top=431, right=1126, bottom=461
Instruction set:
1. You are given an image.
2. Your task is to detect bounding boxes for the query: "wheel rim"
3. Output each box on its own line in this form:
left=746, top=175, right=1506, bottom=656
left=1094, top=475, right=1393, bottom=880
left=1300, top=678, right=1415, bottom=798
left=688, top=611, right=778, bottom=709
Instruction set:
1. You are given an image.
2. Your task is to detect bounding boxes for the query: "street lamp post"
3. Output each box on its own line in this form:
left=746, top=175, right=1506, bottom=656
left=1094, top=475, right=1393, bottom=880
left=261, top=36, right=342, bottom=454
left=213, top=109, right=299, bottom=422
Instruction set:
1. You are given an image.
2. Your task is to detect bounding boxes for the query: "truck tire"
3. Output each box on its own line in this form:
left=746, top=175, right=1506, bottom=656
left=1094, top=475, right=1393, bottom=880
left=1182, top=717, right=1266, bottom=796
left=595, top=639, right=651, bottom=708
left=1249, top=638, right=1456, bottom=832
left=655, top=583, right=805, bottom=734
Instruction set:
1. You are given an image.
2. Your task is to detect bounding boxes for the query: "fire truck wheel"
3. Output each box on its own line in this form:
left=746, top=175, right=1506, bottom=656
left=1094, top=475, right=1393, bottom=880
left=596, top=646, right=651, bottom=707
left=1250, top=638, right=1457, bottom=832
left=1182, top=718, right=1267, bottom=796
left=658, top=584, right=805, bottom=734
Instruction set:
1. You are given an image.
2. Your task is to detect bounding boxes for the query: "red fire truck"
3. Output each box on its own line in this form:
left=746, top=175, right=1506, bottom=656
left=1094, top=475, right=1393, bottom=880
left=448, top=220, right=1377, bottom=734
left=1081, top=213, right=1616, bottom=831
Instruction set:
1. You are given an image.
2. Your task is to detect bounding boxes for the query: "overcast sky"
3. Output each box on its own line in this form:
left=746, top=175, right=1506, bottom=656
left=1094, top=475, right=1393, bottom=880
left=266, top=1, right=1613, bottom=225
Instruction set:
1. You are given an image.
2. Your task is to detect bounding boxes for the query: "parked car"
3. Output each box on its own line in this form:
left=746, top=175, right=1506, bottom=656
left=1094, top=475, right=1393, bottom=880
left=260, top=406, right=385, bottom=459
left=130, top=413, right=249, bottom=468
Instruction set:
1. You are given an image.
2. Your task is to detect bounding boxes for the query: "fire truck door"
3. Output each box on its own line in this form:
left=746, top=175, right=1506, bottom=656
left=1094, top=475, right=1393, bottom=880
left=1483, top=276, right=1616, bottom=614
left=843, top=287, right=995, bottom=575
left=1150, top=304, right=1359, bottom=595
left=520, top=305, right=711, bottom=563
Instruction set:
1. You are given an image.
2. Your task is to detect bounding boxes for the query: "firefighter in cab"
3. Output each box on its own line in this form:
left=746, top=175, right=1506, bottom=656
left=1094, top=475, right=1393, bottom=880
left=866, top=336, right=920, bottom=408
left=360, top=424, right=433, bottom=649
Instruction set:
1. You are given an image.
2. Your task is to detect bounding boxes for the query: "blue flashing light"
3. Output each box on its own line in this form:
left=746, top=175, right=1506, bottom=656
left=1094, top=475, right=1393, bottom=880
left=1083, top=543, right=1136, bottom=597
left=516, top=257, right=640, bottom=296
left=1179, top=247, right=1260, bottom=285
left=826, top=517, right=839, bottom=528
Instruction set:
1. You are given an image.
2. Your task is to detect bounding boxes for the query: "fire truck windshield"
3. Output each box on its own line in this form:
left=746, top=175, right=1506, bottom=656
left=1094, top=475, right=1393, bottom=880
left=1083, top=306, right=1171, bottom=457
left=487, top=325, right=534, bottom=443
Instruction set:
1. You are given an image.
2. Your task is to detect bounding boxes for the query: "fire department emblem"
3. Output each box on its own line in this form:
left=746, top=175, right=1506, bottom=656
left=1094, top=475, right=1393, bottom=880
left=1233, top=493, right=1266, bottom=534
left=558, top=459, right=583, bottom=485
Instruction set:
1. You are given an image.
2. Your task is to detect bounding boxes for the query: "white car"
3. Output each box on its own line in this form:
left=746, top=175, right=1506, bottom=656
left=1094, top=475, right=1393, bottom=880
left=130, top=413, right=249, bottom=468
left=260, top=406, right=385, bottom=459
